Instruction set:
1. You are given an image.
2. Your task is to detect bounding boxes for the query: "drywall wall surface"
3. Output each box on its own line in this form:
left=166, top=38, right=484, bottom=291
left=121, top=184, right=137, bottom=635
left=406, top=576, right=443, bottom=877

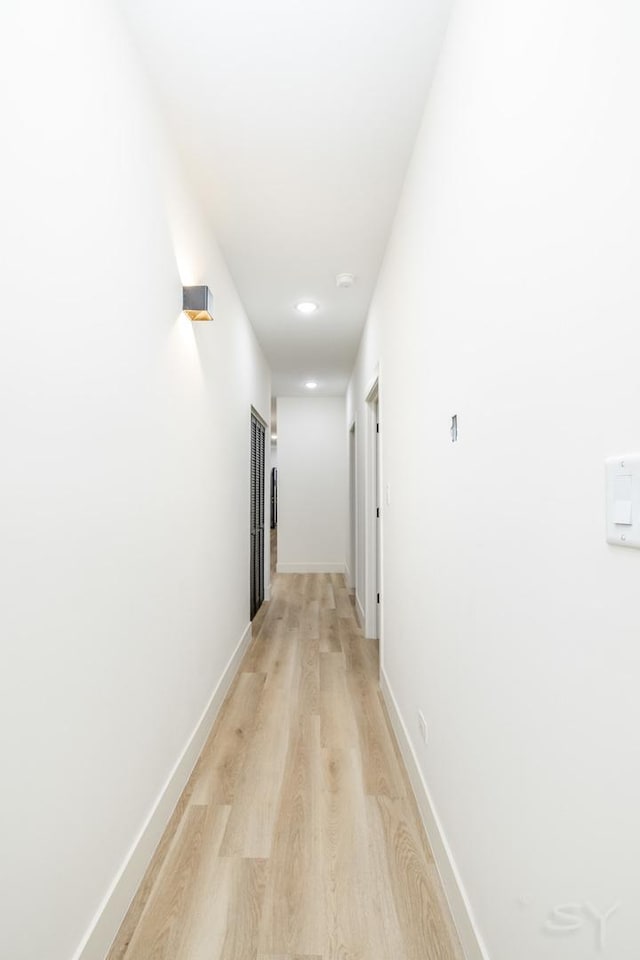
left=277, top=397, right=347, bottom=572
left=0, top=3, right=270, bottom=958
left=347, top=1, right=640, bottom=958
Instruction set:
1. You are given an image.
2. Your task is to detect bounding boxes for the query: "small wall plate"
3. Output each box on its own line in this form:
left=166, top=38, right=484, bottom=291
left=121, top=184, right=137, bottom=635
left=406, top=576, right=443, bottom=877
left=605, top=455, right=640, bottom=549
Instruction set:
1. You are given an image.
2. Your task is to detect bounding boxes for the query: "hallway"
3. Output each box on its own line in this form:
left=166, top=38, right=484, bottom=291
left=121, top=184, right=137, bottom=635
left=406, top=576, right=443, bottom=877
left=107, top=573, right=462, bottom=960
left=7, top=2, right=640, bottom=958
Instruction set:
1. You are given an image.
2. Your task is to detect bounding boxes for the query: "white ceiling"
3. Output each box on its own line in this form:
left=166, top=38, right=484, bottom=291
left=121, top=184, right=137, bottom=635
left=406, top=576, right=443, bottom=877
left=119, top=0, right=451, bottom=396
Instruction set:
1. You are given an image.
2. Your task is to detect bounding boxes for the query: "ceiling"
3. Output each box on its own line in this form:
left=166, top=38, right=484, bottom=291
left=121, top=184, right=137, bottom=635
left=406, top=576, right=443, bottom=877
left=119, top=0, right=451, bottom=396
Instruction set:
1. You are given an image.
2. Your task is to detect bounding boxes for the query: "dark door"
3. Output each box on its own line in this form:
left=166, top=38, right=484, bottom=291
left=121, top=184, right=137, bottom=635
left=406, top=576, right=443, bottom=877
left=250, top=412, right=266, bottom=619
left=270, top=467, right=278, bottom=529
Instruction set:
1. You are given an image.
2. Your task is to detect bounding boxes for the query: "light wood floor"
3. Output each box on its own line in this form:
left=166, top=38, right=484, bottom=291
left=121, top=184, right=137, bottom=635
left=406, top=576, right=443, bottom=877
left=107, top=566, right=463, bottom=960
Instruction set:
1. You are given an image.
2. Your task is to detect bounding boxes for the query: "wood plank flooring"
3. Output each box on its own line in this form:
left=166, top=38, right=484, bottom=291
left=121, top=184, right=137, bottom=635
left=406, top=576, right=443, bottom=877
left=107, top=566, right=463, bottom=960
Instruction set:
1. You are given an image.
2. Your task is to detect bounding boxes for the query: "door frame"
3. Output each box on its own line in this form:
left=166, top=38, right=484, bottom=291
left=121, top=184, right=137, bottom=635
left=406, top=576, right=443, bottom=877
left=250, top=406, right=269, bottom=619
left=364, top=378, right=382, bottom=646
left=348, top=419, right=357, bottom=593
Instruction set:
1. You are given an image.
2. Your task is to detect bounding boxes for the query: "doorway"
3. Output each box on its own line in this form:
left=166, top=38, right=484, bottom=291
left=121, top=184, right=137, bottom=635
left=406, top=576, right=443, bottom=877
left=365, top=380, right=381, bottom=643
left=348, top=421, right=357, bottom=593
left=250, top=410, right=266, bottom=620
left=270, top=467, right=278, bottom=530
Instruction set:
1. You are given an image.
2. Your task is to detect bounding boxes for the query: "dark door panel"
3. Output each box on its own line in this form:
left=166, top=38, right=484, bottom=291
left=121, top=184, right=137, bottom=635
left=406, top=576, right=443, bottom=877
left=250, top=413, right=265, bottom=619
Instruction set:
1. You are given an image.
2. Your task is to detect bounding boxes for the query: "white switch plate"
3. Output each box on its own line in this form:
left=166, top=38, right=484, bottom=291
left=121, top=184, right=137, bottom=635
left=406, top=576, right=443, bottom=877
left=606, top=455, right=640, bottom=549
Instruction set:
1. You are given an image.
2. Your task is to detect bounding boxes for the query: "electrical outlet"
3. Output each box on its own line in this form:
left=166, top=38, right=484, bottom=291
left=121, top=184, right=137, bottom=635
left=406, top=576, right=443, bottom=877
left=418, top=710, right=428, bottom=744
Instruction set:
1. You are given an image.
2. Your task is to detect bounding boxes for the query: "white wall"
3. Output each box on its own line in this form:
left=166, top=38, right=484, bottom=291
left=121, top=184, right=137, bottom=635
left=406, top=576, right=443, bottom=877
left=277, top=397, right=347, bottom=573
left=0, top=3, right=270, bottom=960
left=348, top=2, right=640, bottom=959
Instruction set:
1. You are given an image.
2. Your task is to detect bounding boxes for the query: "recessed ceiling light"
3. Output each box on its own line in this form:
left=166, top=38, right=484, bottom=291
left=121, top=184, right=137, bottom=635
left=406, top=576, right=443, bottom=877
left=296, top=301, right=318, bottom=315
left=305, top=381, right=318, bottom=390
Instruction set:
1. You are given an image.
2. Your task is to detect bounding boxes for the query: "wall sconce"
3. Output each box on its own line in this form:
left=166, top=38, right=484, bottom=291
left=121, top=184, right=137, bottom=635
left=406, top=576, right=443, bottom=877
left=182, top=285, right=214, bottom=322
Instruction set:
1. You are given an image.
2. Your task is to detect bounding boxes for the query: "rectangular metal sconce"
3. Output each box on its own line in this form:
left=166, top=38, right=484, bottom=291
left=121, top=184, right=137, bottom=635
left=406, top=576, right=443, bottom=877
left=182, top=285, right=214, bottom=321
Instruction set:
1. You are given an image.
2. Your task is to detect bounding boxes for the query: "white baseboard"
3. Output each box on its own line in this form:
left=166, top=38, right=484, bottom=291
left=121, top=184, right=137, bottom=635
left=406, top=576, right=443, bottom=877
left=265, top=583, right=272, bottom=601
left=380, top=668, right=489, bottom=960
left=355, top=594, right=365, bottom=628
left=73, top=621, right=253, bottom=960
left=276, top=561, right=346, bottom=574
left=344, top=562, right=353, bottom=590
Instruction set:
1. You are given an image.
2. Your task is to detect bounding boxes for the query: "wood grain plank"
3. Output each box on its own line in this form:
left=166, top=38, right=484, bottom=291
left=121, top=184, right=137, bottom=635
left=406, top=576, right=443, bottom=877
left=219, top=633, right=299, bottom=857
left=301, top=598, right=320, bottom=641
left=298, top=638, right=319, bottom=719
left=259, top=717, right=324, bottom=956
left=242, top=616, right=288, bottom=674
left=321, top=746, right=379, bottom=960
left=283, top=575, right=305, bottom=629
left=119, top=805, right=209, bottom=960
left=304, top=574, right=322, bottom=602
left=258, top=955, right=322, bottom=959
left=191, top=671, right=267, bottom=805
left=375, top=795, right=463, bottom=960
left=173, top=850, right=266, bottom=960
left=347, top=668, right=406, bottom=798
left=319, top=652, right=359, bottom=750
left=320, top=573, right=336, bottom=610
left=219, top=858, right=268, bottom=960
left=334, top=587, right=353, bottom=620
left=171, top=805, right=233, bottom=960
left=319, top=607, right=341, bottom=653
left=105, top=785, right=195, bottom=960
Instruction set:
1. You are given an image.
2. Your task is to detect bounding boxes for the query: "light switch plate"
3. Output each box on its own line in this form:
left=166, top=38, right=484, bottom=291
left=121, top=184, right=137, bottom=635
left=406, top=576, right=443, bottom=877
left=606, top=455, right=640, bottom=549
left=613, top=500, right=633, bottom=525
